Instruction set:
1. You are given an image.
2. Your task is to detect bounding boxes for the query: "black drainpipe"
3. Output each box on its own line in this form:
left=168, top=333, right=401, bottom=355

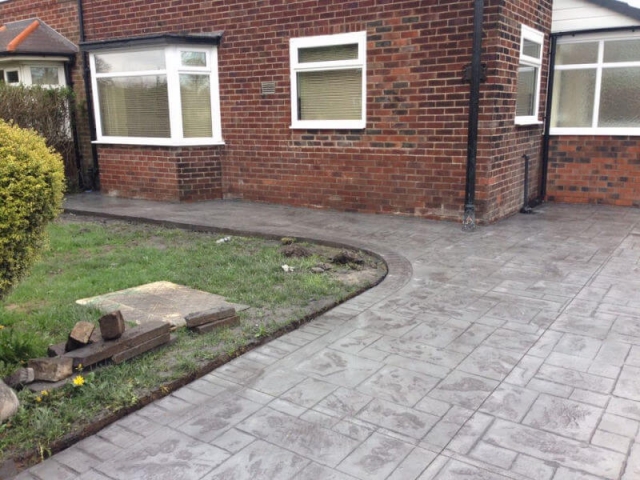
left=77, top=0, right=100, bottom=190
left=463, top=0, right=484, bottom=231
left=539, top=33, right=557, bottom=200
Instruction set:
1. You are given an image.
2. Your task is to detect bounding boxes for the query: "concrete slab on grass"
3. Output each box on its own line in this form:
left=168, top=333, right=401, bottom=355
left=76, top=281, right=249, bottom=328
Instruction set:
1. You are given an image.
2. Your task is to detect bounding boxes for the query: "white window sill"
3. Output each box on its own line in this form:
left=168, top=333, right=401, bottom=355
left=93, top=138, right=225, bottom=147
left=514, top=118, right=543, bottom=126
left=290, top=120, right=366, bottom=130
left=550, top=128, right=640, bottom=136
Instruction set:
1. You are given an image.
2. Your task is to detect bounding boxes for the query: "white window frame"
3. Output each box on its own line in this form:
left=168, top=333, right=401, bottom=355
left=550, top=31, right=640, bottom=136
left=290, top=31, right=367, bottom=130
left=89, top=45, right=223, bottom=146
left=515, top=25, right=544, bottom=126
left=0, top=58, right=66, bottom=88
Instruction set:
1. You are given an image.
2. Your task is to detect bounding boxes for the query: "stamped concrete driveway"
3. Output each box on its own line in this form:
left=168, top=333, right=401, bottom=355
left=17, top=195, right=640, bottom=480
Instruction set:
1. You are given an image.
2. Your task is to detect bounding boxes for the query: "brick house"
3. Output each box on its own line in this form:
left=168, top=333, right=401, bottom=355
left=0, top=0, right=638, bottom=223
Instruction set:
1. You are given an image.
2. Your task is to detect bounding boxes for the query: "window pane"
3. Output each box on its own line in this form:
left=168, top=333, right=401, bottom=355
left=6, top=71, right=19, bottom=83
left=31, top=67, right=59, bottom=85
left=299, top=44, right=358, bottom=63
left=181, top=51, right=207, bottom=67
left=603, top=39, right=640, bottom=63
left=523, top=39, right=541, bottom=59
left=551, top=69, right=596, bottom=128
left=297, top=68, right=362, bottom=121
left=598, top=67, right=640, bottom=127
left=95, top=50, right=165, bottom=73
left=555, top=42, right=598, bottom=65
left=515, top=65, right=538, bottom=117
left=180, top=74, right=212, bottom=137
left=97, top=75, right=170, bottom=137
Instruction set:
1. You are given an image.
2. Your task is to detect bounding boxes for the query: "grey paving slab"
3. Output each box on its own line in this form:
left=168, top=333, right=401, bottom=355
left=356, top=398, right=439, bottom=439
left=356, top=365, right=439, bottom=407
left=429, top=370, right=499, bottom=410
left=483, top=420, right=625, bottom=479
left=94, top=427, right=229, bottom=480
left=336, top=432, right=414, bottom=480
left=202, top=440, right=309, bottom=480
left=294, top=349, right=382, bottom=388
left=236, top=407, right=359, bottom=467
left=522, top=394, right=602, bottom=442
left=16, top=197, right=640, bottom=479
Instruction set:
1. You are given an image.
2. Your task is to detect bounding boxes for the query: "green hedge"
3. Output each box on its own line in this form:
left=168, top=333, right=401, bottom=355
left=0, top=120, right=65, bottom=299
left=0, top=84, right=77, bottom=189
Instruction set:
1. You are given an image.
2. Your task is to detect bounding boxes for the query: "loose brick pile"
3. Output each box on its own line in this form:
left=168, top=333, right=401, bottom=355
left=3, top=311, right=172, bottom=390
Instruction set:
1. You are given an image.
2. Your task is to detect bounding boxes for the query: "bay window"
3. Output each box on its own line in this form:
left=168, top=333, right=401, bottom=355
left=290, top=31, right=367, bottom=129
left=89, top=43, right=222, bottom=145
left=551, top=34, right=640, bottom=134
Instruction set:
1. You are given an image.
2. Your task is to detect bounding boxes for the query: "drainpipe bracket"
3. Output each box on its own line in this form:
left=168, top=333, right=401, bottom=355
left=462, top=63, right=487, bottom=84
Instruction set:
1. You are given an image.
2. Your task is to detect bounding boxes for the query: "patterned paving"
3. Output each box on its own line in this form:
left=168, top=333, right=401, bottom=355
left=16, top=195, right=640, bottom=480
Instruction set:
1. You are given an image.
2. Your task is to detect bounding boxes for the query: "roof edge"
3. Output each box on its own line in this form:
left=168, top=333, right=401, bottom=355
left=80, top=32, right=224, bottom=51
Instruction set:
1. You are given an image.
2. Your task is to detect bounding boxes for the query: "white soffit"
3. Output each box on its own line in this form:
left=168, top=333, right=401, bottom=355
left=553, top=0, right=640, bottom=32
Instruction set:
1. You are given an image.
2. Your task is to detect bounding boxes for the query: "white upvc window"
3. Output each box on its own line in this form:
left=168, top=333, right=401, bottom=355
left=89, top=45, right=222, bottom=146
left=515, top=25, right=544, bottom=125
left=550, top=32, right=640, bottom=135
left=0, top=61, right=65, bottom=87
left=290, top=31, right=367, bottom=130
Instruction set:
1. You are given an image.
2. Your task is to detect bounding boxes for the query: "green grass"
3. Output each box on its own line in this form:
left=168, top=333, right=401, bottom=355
left=0, top=215, right=385, bottom=464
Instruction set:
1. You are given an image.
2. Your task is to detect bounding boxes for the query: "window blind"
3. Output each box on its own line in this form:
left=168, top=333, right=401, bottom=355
left=298, top=68, right=362, bottom=121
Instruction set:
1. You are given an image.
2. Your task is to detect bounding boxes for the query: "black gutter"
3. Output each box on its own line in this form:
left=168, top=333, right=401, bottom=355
left=540, top=25, right=639, bottom=200
left=0, top=53, right=76, bottom=59
left=463, top=0, right=484, bottom=231
left=80, top=32, right=223, bottom=51
left=77, top=0, right=100, bottom=190
left=553, top=25, right=638, bottom=36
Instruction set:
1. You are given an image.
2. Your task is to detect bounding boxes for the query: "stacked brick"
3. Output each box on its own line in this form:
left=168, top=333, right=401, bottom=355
left=185, top=306, right=239, bottom=334
left=4, top=311, right=172, bottom=390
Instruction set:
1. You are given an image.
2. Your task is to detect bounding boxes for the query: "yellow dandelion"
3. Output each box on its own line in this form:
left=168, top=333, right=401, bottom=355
left=35, top=396, right=42, bottom=403
left=40, top=390, right=49, bottom=397
left=72, top=375, right=85, bottom=387
left=0, top=325, right=5, bottom=330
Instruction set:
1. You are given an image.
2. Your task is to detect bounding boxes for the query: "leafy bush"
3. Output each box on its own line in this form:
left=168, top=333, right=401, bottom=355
left=0, top=120, right=65, bottom=299
left=0, top=84, right=77, bottom=189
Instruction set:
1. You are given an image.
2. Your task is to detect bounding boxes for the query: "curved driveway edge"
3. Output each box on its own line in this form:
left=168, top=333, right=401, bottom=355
left=15, top=193, right=640, bottom=480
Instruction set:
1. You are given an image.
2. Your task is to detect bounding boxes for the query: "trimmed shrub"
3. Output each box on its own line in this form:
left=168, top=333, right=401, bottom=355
left=0, top=120, right=65, bottom=299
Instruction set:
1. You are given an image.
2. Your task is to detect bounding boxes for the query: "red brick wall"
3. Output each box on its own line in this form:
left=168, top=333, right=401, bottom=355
left=98, top=146, right=222, bottom=202
left=4, top=0, right=556, bottom=222
left=547, top=136, right=640, bottom=207
left=476, top=0, right=552, bottom=222
left=78, top=0, right=487, bottom=221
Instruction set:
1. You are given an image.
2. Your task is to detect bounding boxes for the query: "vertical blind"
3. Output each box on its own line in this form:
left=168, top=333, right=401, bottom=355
left=515, top=66, right=537, bottom=117
left=180, top=74, right=212, bottom=137
left=98, top=75, right=170, bottom=138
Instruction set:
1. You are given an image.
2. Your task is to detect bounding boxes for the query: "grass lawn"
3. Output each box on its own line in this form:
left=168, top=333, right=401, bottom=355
left=0, top=214, right=386, bottom=467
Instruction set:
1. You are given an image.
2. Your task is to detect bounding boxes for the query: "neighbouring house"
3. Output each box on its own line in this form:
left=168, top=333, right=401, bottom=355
left=0, top=0, right=637, bottom=224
